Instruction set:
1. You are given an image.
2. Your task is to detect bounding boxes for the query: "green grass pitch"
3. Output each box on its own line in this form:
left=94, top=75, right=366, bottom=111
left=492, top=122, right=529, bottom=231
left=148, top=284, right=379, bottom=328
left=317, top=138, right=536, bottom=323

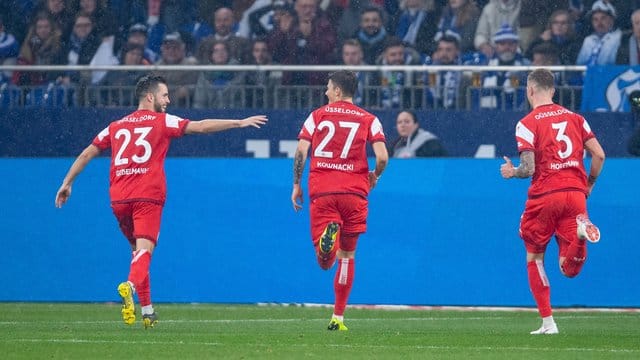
left=1, top=303, right=638, bottom=359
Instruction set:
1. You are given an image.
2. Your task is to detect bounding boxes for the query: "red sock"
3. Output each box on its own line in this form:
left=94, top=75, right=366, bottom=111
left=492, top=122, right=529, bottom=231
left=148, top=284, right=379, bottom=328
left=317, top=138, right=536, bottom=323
left=527, top=260, right=552, bottom=318
left=333, top=258, right=355, bottom=316
left=561, top=241, right=587, bottom=278
left=137, top=274, right=151, bottom=307
left=128, top=249, right=151, bottom=296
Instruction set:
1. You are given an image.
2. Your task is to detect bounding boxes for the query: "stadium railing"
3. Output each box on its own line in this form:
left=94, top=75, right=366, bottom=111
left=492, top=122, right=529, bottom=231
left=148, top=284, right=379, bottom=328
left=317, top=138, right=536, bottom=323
left=0, top=64, right=587, bottom=111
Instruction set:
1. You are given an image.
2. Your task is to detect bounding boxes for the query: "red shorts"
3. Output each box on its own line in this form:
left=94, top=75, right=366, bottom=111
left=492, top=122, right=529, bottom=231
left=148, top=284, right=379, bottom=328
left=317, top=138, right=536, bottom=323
left=519, top=191, right=587, bottom=255
left=111, top=201, right=163, bottom=245
left=310, top=194, right=368, bottom=252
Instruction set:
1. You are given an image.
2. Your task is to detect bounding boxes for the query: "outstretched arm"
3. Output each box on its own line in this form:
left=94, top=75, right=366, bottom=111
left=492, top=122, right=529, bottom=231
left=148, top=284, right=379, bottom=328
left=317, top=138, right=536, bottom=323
left=584, top=137, right=605, bottom=196
left=291, top=139, right=311, bottom=212
left=55, top=144, right=101, bottom=208
left=500, top=151, right=535, bottom=179
left=184, top=115, right=267, bottom=134
left=368, top=141, right=389, bottom=189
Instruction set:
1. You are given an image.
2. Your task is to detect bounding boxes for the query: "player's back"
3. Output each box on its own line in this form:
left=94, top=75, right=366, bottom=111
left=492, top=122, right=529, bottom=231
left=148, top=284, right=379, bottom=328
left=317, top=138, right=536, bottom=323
left=516, top=103, right=594, bottom=197
left=299, top=100, right=385, bottom=199
left=93, top=110, right=189, bottom=203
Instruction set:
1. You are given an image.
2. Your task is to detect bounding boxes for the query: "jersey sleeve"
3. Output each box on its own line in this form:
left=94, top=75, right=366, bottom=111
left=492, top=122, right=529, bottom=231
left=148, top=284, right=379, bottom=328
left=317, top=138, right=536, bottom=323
left=91, top=126, right=111, bottom=150
left=579, top=115, right=596, bottom=143
left=298, top=113, right=315, bottom=141
left=368, top=116, right=386, bottom=143
left=165, top=113, right=190, bottom=138
left=515, top=119, right=535, bottom=152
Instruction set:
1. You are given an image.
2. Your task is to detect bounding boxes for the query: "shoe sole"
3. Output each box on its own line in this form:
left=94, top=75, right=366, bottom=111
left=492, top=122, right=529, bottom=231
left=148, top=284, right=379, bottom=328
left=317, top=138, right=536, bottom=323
left=320, top=222, right=339, bottom=254
left=577, top=214, right=600, bottom=243
left=117, top=282, right=136, bottom=325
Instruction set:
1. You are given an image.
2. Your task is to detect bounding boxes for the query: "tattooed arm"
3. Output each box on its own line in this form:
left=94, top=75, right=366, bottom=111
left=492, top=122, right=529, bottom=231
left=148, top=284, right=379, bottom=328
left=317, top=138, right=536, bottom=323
left=500, top=151, right=535, bottom=179
left=291, top=139, right=311, bottom=211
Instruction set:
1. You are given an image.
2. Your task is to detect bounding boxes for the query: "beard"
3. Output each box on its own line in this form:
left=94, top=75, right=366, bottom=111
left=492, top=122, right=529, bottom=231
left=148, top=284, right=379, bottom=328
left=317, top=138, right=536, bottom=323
left=498, top=51, right=516, bottom=62
left=153, top=101, right=164, bottom=112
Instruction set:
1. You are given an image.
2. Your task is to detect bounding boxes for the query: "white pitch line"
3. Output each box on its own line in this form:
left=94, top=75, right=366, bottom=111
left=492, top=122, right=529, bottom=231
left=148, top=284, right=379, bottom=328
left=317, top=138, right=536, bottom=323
left=2, top=339, right=638, bottom=354
left=0, top=314, right=636, bottom=326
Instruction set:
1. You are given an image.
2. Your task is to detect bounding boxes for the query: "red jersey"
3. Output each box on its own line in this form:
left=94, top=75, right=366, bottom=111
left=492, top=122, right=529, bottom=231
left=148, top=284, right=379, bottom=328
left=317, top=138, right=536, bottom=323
left=515, top=103, right=595, bottom=198
left=92, top=110, right=190, bottom=204
left=298, top=100, right=386, bottom=199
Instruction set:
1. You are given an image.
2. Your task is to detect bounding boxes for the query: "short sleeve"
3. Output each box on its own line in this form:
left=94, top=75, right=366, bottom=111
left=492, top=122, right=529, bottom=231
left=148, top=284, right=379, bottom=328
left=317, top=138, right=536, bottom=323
left=298, top=113, right=315, bottom=141
left=369, top=116, right=386, bottom=143
left=165, top=113, right=190, bottom=138
left=92, top=126, right=111, bottom=150
left=515, top=120, right=535, bottom=152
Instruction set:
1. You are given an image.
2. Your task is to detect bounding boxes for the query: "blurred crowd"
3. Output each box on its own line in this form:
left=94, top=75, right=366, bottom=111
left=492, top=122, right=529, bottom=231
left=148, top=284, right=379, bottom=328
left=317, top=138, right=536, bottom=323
left=1, top=0, right=639, bottom=110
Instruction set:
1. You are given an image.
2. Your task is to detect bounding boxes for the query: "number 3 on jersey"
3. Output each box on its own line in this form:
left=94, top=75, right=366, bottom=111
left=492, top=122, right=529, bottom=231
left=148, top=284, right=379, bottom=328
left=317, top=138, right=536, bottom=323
left=114, top=127, right=153, bottom=165
left=314, top=121, right=360, bottom=159
left=551, top=121, right=572, bottom=159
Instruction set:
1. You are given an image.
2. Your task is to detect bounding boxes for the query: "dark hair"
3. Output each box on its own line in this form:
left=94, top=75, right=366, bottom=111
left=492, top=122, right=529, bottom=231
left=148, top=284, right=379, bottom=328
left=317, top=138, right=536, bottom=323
left=398, top=110, right=419, bottom=124
left=438, top=35, right=460, bottom=48
left=361, top=6, right=384, bottom=19
left=328, top=70, right=358, bottom=98
left=383, top=36, right=404, bottom=51
left=135, top=75, right=167, bottom=101
left=528, top=68, right=555, bottom=90
left=531, top=42, right=559, bottom=60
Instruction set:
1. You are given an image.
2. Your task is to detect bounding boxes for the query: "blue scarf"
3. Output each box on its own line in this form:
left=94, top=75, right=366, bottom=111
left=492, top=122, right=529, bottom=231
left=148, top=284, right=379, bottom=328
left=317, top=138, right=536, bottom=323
left=357, top=27, right=387, bottom=45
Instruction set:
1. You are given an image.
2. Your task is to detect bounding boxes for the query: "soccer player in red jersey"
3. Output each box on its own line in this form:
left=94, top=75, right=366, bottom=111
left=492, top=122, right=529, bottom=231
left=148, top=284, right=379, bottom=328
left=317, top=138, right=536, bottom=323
left=500, top=68, right=605, bottom=335
left=291, top=70, right=389, bottom=331
left=55, top=75, right=267, bottom=328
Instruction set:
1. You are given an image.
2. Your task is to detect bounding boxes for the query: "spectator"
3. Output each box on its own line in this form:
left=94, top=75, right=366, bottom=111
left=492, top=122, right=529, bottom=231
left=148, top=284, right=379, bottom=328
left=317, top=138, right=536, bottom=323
left=525, top=9, right=582, bottom=65
left=333, top=0, right=375, bottom=45
left=244, top=37, right=282, bottom=108
left=341, top=38, right=374, bottom=106
left=424, top=34, right=464, bottom=109
left=267, top=0, right=337, bottom=85
left=518, top=0, right=568, bottom=53
left=478, top=24, right=530, bottom=110
left=0, top=15, right=19, bottom=84
left=616, top=9, right=640, bottom=65
left=474, top=0, right=521, bottom=59
left=194, top=40, right=246, bottom=109
left=98, top=42, right=146, bottom=106
left=60, top=13, right=104, bottom=86
left=394, top=0, right=441, bottom=57
left=576, top=0, right=622, bottom=65
left=530, top=42, right=561, bottom=66
left=198, top=7, right=251, bottom=64
left=354, top=6, right=393, bottom=65
left=434, top=0, right=481, bottom=55
left=125, top=23, right=157, bottom=65
left=371, top=36, right=422, bottom=109
left=74, top=0, right=116, bottom=39
left=12, top=12, right=66, bottom=86
left=32, top=0, right=74, bottom=46
left=390, top=110, right=447, bottom=157
left=154, top=32, right=199, bottom=107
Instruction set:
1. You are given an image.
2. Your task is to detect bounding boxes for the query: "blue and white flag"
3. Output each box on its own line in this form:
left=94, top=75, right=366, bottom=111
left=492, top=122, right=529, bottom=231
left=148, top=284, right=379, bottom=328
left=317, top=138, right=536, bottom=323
left=582, top=65, right=640, bottom=112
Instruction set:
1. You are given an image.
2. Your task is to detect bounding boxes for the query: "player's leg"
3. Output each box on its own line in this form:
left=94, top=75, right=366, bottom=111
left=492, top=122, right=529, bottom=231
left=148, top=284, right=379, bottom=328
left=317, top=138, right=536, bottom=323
left=329, top=235, right=358, bottom=331
left=520, top=196, right=558, bottom=334
left=557, top=192, right=594, bottom=278
left=328, top=194, right=367, bottom=331
left=310, top=196, right=341, bottom=270
left=129, top=201, right=162, bottom=328
left=112, top=203, right=138, bottom=325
